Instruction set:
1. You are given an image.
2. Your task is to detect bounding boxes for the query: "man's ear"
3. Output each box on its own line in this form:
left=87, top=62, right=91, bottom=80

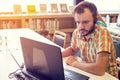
left=94, top=16, right=98, bottom=24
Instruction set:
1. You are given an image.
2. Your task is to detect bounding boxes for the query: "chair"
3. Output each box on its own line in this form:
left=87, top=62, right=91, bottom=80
left=113, top=40, right=120, bottom=79
left=52, top=30, right=67, bottom=48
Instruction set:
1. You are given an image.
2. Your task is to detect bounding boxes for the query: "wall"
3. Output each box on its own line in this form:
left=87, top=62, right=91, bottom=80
left=85, top=0, right=120, bottom=12
left=0, top=0, right=74, bottom=12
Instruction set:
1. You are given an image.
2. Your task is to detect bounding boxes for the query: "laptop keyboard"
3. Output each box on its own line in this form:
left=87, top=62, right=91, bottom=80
left=65, top=76, right=72, bottom=80
left=64, top=69, right=73, bottom=80
left=64, top=69, right=89, bottom=80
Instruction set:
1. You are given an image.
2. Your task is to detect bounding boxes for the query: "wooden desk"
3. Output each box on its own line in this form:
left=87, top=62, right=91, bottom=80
left=0, top=28, right=118, bottom=80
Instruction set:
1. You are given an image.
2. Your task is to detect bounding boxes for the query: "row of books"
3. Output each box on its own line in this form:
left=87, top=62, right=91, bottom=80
left=25, top=18, right=60, bottom=31
left=0, top=20, right=21, bottom=29
left=0, top=19, right=60, bottom=31
left=13, top=4, right=74, bottom=14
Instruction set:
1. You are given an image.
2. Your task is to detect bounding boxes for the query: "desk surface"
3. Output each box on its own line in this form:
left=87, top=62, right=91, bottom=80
left=0, top=28, right=118, bottom=80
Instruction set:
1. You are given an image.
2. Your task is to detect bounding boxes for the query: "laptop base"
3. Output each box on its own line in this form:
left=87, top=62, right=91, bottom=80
left=22, top=68, right=52, bottom=80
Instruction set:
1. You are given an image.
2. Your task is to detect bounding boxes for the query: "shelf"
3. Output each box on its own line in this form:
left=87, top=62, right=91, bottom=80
left=0, top=13, right=75, bottom=31
left=0, top=12, right=119, bottom=46
left=48, top=28, right=74, bottom=34
left=60, top=28, right=75, bottom=33
left=0, top=13, right=74, bottom=19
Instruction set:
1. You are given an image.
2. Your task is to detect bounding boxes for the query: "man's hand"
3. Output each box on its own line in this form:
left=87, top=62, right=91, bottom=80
left=65, top=56, right=77, bottom=66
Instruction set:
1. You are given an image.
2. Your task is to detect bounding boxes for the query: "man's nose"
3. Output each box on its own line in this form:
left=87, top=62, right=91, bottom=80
left=77, top=23, right=84, bottom=30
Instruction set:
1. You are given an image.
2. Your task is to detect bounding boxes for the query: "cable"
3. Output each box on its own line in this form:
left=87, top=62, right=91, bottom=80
left=8, top=49, right=24, bottom=69
left=8, top=68, right=25, bottom=79
left=5, top=36, right=35, bottom=79
left=7, top=50, right=25, bottom=79
left=4, top=36, right=25, bottom=79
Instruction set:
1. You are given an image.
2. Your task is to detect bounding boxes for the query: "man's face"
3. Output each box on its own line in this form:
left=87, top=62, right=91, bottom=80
left=74, top=8, right=95, bottom=36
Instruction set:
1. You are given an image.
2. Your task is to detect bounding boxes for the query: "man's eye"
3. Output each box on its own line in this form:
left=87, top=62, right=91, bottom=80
left=83, top=21, right=89, bottom=24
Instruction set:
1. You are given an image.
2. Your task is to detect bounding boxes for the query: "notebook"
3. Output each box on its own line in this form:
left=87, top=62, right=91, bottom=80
left=20, top=37, right=89, bottom=80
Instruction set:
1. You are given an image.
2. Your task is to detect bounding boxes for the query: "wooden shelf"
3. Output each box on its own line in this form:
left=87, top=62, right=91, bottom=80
left=48, top=28, right=74, bottom=34
left=0, top=13, right=73, bottom=19
left=100, top=13, right=119, bottom=23
left=0, top=13, right=75, bottom=30
left=60, top=28, right=74, bottom=33
left=0, top=12, right=119, bottom=45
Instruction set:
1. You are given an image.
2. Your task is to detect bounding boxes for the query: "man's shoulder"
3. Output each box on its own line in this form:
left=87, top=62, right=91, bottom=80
left=95, top=25, right=108, bottom=32
left=94, top=25, right=111, bottom=37
left=96, top=20, right=107, bottom=27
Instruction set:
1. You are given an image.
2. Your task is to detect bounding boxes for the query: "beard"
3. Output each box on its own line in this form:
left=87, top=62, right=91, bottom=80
left=80, top=26, right=95, bottom=36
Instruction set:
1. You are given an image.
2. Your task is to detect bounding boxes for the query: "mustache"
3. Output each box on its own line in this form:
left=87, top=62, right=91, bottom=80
left=79, top=29, right=88, bottom=36
left=79, top=29, right=88, bottom=32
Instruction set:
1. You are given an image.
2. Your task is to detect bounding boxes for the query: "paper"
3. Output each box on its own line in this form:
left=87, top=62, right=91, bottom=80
left=13, top=4, right=22, bottom=14
left=60, top=4, right=68, bottom=12
left=40, top=4, right=47, bottom=13
left=51, top=4, right=58, bottom=13
left=27, top=5, right=36, bottom=14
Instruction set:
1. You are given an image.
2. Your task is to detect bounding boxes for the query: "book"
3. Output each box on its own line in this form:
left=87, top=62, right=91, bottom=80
left=69, top=6, right=74, bottom=13
left=51, top=4, right=58, bottom=13
left=40, top=4, right=47, bottom=13
left=60, top=4, right=68, bottom=12
left=13, top=4, right=22, bottom=14
left=27, top=5, right=36, bottom=14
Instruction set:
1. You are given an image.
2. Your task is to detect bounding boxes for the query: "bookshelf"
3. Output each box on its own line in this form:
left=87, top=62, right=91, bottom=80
left=0, top=12, right=119, bottom=31
left=0, top=13, right=76, bottom=30
left=100, top=12, right=119, bottom=23
left=0, top=13, right=76, bottom=47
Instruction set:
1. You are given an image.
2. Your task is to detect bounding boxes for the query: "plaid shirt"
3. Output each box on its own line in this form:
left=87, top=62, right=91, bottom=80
left=71, top=25, right=118, bottom=77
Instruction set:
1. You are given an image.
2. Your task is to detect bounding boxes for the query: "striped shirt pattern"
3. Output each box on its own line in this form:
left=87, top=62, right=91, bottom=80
left=71, top=25, right=118, bottom=77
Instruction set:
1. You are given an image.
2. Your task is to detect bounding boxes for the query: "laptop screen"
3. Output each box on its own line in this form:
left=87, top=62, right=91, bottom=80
left=32, top=48, right=49, bottom=74
left=20, top=37, right=65, bottom=80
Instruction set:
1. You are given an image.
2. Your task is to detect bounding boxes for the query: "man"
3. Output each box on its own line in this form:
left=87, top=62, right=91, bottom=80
left=62, top=1, right=118, bottom=78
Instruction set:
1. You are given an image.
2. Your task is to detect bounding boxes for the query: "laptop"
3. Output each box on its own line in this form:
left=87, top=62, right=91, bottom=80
left=20, top=37, right=89, bottom=80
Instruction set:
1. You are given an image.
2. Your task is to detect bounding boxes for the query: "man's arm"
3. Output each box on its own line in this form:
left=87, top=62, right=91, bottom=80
left=66, top=52, right=109, bottom=76
left=62, top=46, right=79, bottom=57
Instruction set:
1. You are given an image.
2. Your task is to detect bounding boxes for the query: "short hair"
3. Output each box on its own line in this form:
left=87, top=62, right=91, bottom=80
left=73, top=1, right=98, bottom=24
